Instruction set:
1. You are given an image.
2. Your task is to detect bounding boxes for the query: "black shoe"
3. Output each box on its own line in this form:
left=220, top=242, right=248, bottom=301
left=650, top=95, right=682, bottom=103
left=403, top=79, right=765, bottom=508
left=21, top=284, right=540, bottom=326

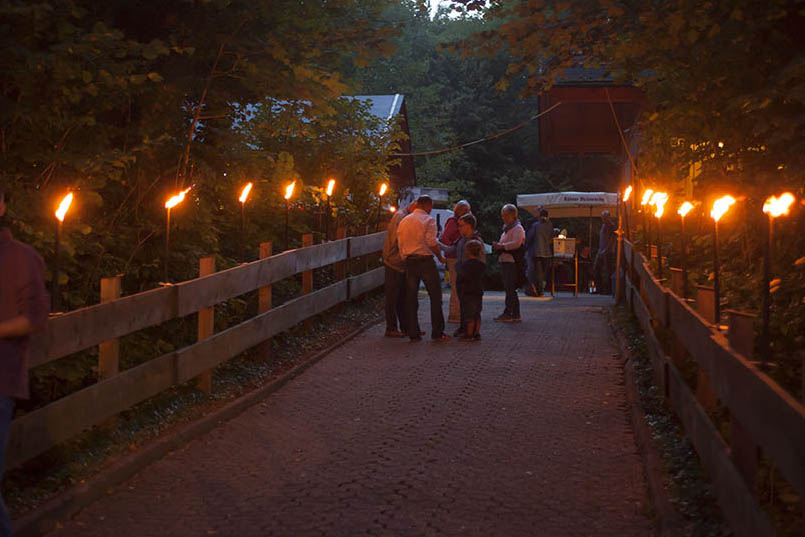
left=453, top=327, right=465, bottom=337
left=409, top=336, right=422, bottom=342
left=511, top=316, right=522, bottom=323
left=493, top=314, right=511, bottom=322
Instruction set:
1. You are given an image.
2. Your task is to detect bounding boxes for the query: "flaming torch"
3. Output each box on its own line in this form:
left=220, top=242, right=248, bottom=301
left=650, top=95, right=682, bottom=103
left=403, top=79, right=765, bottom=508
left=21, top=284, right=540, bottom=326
left=677, top=201, right=694, bottom=299
left=710, top=195, right=736, bottom=325
left=164, top=186, right=192, bottom=283
left=641, top=188, right=654, bottom=256
left=239, top=182, right=253, bottom=261
left=760, top=192, right=795, bottom=368
left=324, top=178, right=335, bottom=240
left=376, top=182, right=388, bottom=231
left=622, top=185, right=633, bottom=241
left=284, top=181, right=295, bottom=250
left=52, top=192, right=74, bottom=311
left=651, top=192, right=668, bottom=279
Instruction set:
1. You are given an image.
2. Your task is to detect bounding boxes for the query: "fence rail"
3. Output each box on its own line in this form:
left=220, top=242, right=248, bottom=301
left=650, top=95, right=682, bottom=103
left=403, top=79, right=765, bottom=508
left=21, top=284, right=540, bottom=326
left=620, top=239, right=804, bottom=537
left=9, top=232, right=386, bottom=469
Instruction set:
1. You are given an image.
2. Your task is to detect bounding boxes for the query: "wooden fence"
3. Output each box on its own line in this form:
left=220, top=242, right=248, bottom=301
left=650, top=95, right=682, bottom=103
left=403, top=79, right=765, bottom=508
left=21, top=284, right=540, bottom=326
left=8, top=231, right=387, bottom=469
left=620, top=239, right=804, bottom=537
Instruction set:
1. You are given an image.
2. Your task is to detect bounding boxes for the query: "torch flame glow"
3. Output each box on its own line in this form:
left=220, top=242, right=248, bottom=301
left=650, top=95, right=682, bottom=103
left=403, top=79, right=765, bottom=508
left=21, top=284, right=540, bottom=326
left=55, top=193, right=74, bottom=223
left=640, top=189, right=654, bottom=206
left=623, top=185, right=632, bottom=202
left=710, top=195, right=736, bottom=223
left=379, top=182, right=388, bottom=197
left=762, top=192, right=795, bottom=218
left=677, top=201, right=694, bottom=218
left=651, top=192, right=668, bottom=218
left=239, top=182, right=253, bottom=204
left=165, top=186, right=192, bottom=210
left=326, top=179, right=335, bottom=197
left=284, top=181, right=295, bottom=201
left=389, top=206, right=397, bottom=213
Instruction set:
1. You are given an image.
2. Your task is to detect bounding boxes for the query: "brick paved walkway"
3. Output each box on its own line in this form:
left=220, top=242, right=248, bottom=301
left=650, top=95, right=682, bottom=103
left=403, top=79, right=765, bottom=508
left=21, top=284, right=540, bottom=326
left=51, top=292, right=653, bottom=537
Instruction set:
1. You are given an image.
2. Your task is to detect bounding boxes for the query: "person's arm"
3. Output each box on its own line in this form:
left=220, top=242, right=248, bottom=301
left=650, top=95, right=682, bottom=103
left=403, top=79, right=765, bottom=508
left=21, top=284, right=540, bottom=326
left=425, top=218, right=444, bottom=262
left=500, top=225, right=525, bottom=250
left=439, top=217, right=459, bottom=245
left=1, top=253, right=50, bottom=339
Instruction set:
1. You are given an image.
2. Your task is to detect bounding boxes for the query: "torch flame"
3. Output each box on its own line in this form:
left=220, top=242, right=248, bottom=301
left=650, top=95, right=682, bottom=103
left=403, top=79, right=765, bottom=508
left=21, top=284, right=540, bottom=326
left=239, top=182, right=253, bottom=204
left=389, top=206, right=397, bottom=213
left=326, top=179, right=335, bottom=197
left=284, top=181, right=295, bottom=201
left=762, top=192, right=795, bottom=218
left=710, top=195, right=736, bottom=223
left=677, top=201, right=694, bottom=218
left=640, top=189, right=654, bottom=206
left=55, top=192, right=74, bottom=223
left=165, top=186, right=192, bottom=210
left=651, top=192, right=668, bottom=218
left=622, top=185, right=632, bottom=202
left=379, top=182, right=388, bottom=197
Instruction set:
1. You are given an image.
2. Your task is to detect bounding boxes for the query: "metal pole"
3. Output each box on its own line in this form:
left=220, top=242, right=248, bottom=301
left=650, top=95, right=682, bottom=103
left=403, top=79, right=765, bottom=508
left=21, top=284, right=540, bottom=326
left=656, top=216, right=662, bottom=279
left=681, top=216, right=688, bottom=300
left=713, top=220, right=720, bottom=325
left=375, top=196, right=382, bottom=232
left=240, top=202, right=246, bottom=262
left=164, top=208, right=171, bottom=283
left=284, top=202, right=289, bottom=251
left=324, top=197, right=330, bottom=241
left=52, top=221, right=61, bottom=311
left=760, top=215, right=772, bottom=369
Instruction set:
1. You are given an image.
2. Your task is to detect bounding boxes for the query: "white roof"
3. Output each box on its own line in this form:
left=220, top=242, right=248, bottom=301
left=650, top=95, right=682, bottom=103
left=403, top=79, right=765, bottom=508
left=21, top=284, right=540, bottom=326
left=517, top=191, right=618, bottom=218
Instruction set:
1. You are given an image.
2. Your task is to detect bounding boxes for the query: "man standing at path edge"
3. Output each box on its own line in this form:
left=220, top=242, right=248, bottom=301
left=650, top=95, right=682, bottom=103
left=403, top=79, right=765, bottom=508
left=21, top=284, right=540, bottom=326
left=397, top=196, right=450, bottom=342
left=382, top=200, right=417, bottom=337
left=0, top=187, right=50, bottom=537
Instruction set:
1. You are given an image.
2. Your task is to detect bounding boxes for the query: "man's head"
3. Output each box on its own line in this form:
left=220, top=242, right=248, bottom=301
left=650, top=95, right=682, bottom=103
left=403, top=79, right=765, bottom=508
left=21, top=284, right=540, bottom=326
left=540, top=209, right=549, bottom=221
left=601, top=210, right=611, bottom=222
left=458, top=213, right=477, bottom=238
left=500, top=203, right=518, bottom=225
left=465, top=239, right=483, bottom=260
left=416, top=195, right=433, bottom=214
left=406, top=200, right=418, bottom=213
left=453, top=200, right=470, bottom=218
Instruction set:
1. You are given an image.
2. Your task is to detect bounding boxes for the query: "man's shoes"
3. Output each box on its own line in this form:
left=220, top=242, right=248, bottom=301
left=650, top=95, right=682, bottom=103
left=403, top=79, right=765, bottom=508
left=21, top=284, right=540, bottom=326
left=409, top=336, right=422, bottom=342
left=447, top=317, right=461, bottom=324
left=493, top=314, right=511, bottom=322
left=384, top=330, right=406, bottom=338
left=511, top=316, right=522, bottom=323
left=452, top=326, right=465, bottom=337
left=432, top=333, right=451, bottom=342
left=459, top=334, right=481, bottom=342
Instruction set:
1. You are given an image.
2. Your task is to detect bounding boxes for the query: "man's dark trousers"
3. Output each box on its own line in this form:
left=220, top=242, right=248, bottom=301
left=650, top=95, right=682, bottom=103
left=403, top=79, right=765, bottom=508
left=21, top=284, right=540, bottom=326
left=500, top=262, right=520, bottom=317
left=404, top=255, right=444, bottom=339
left=384, top=266, right=408, bottom=333
left=529, top=257, right=550, bottom=295
left=1, top=396, right=14, bottom=537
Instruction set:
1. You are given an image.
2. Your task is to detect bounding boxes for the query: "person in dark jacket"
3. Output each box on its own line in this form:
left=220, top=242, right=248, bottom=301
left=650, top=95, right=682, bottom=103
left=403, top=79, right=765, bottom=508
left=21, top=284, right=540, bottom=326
left=456, top=240, right=485, bottom=341
left=525, top=209, right=553, bottom=296
left=441, top=213, right=485, bottom=337
left=0, top=187, right=50, bottom=536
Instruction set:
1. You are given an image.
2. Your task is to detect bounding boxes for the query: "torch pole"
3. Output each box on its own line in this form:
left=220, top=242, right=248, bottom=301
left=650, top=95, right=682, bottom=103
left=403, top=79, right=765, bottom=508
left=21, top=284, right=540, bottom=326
left=760, top=215, right=772, bottom=369
left=325, top=197, right=330, bottom=241
left=713, top=220, right=720, bottom=325
left=52, top=221, right=62, bottom=311
left=164, top=208, right=171, bottom=283
left=656, top=216, right=662, bottom=280
left=624, top=202, right=631, bottom=242
left=240, top=202, right=246, bottom=262
left=375, top=196, right=382, bottom=232
left=642, top=209, right=647, bottom=256
left=681, top=217, right=688, bottom=300
left=284, top=201, right=289, bottom=251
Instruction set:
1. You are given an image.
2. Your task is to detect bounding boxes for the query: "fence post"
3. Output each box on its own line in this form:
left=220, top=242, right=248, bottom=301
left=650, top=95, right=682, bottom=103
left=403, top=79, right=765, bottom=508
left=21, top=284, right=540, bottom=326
left=362, top=225, right=370, bottom=273
left=695, top=285, right=718, bottom=410
left=302, top=233, right=313, bottom=329
left=335, top=226, right=347, bottom=281
left=258, top=241, right=272, bottom=360
left=99, top=275, right=121, bottom=380
left=669, top=267, right=684, bottom=298
left=727, top=310, right=759, bottom=488
left=196, top=256, right=215, bottom=393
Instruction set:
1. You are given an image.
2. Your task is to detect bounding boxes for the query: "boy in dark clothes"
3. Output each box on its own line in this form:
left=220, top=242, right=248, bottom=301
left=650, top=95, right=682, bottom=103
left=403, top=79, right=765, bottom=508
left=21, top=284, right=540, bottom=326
left=457, top=240, right=485, bottom=342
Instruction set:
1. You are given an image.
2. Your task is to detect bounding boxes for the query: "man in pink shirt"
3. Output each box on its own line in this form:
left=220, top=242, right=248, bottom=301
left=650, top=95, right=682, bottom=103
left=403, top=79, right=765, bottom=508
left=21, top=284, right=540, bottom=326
left=0, top=187, right=50, bottom=536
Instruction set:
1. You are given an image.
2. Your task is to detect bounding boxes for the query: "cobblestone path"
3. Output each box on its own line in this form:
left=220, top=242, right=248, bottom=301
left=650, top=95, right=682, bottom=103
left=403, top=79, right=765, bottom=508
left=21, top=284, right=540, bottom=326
left=51, top=293, right=653, bottom=537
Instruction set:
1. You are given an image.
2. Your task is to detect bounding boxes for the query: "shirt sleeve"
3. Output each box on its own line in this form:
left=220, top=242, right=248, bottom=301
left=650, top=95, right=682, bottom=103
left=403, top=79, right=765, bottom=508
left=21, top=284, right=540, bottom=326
left=439, top=217, right=460, bottom=245
left=17, top=251, right=50, bottom=332
left=425, top=217, right=438, bottom=248
left=502, top=225, right=526, bottom=250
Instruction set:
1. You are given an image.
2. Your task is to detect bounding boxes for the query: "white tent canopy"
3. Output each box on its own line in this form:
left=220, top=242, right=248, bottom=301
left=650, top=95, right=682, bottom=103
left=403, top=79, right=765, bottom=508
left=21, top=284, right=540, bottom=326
left=516, top=191, right=618, bottom=219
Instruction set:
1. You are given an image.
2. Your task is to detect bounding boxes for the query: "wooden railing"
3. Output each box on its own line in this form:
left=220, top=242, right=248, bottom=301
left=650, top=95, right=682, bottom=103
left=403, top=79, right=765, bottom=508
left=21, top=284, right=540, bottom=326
left=8, top=231, right=387, bottom=469
left=620, top=239, right=804, bottom=537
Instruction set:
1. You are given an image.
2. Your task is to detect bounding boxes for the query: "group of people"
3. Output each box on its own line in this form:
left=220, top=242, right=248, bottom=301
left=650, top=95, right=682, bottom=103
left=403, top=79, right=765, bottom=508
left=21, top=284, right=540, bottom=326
left=382, top=195, right=537, bottom=343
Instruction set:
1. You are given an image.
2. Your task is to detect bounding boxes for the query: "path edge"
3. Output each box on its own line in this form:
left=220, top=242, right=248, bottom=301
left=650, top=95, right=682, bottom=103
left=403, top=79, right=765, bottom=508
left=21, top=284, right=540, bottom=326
left=14, top=315, right=383, bottom=537
left=607, top=308, right=685, bottom=537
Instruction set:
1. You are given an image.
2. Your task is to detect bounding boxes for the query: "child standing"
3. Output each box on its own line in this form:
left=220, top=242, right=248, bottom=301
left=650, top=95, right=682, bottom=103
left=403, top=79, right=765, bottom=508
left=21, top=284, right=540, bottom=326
left=457, top=239, right=485, bottom=341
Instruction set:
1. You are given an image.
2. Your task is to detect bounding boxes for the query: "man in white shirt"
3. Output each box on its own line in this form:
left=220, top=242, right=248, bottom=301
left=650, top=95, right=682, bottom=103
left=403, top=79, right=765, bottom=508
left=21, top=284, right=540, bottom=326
left=397, top=196, right=450, bottom=341
left=492, top=203, right=525, bottom=322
